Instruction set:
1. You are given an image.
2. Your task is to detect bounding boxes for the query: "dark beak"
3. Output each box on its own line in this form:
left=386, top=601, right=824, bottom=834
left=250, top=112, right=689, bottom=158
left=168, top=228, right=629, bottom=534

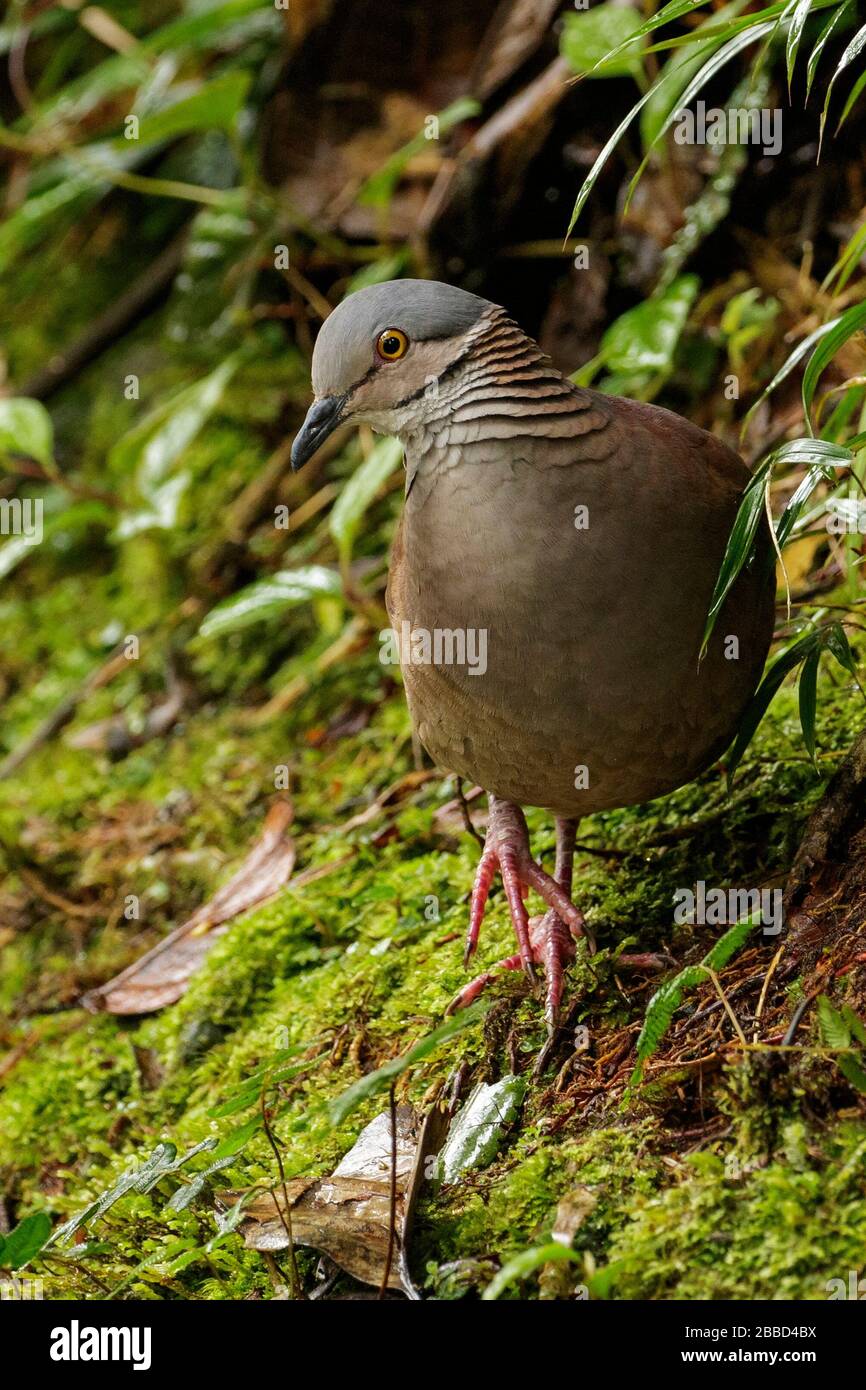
left=291, top=394, right=346, bottom=471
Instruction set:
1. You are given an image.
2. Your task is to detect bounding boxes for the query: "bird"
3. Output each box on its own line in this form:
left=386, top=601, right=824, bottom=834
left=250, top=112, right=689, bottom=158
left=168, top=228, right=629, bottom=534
left=291, top=279, right=775, bottom=1031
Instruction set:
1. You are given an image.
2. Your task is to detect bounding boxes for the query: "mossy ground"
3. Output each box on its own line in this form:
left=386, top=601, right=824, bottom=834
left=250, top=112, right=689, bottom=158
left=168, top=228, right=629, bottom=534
left=2, top=233, right=866, bottom=1302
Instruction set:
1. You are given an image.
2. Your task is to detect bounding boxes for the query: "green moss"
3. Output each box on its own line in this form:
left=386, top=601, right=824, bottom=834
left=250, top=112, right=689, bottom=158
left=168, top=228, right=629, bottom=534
left=599, top=1124, right=866, bottom=1300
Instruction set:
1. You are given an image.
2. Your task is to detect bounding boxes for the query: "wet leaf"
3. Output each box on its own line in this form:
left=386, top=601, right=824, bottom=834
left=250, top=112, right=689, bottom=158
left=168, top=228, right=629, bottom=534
left=806, top=0, right=855, bottom=100
left=799, top=645, right=820, bottom=765
left=600, top=275, right=699, bottom=376
left=802, top=300, right=866, bottom=434
left=436, top=1075, right=526, bottom=1183
left=725, top=630, right=822, bottom=788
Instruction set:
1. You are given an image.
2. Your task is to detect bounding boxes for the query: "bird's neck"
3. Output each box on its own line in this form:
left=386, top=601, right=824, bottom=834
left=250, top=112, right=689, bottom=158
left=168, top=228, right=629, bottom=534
left=394, top=309, right=602, bottom=461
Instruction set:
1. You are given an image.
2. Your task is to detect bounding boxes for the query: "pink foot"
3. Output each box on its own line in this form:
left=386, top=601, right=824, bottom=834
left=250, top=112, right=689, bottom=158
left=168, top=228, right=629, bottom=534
left=447, top=801, right=594, bottom=1028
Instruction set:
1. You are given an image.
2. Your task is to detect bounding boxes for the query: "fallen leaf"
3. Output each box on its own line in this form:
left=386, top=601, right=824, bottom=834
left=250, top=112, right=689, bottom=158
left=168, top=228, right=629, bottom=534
left=81, top=801, right=296, bottom=1014
left=222, top=1106, right=420, bottom=1292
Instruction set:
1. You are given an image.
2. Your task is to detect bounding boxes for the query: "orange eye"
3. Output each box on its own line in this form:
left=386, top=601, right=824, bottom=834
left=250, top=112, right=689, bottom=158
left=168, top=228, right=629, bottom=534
left=376, top=328, right=409, bottom=361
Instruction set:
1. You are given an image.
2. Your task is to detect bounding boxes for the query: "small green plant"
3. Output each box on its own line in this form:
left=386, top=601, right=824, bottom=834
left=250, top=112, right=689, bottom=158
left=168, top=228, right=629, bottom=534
left=817, top=996, right=866, bottom=1092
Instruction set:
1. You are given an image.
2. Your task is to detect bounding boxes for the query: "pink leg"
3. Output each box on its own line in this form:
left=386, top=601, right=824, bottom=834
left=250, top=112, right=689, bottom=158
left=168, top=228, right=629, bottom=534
left=448, top=801, right=594, bottom=1025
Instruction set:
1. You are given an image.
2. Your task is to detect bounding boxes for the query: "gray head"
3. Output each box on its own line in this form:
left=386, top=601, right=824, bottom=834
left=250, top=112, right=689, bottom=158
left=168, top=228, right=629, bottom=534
left=291, top=279, right=493, bottom=469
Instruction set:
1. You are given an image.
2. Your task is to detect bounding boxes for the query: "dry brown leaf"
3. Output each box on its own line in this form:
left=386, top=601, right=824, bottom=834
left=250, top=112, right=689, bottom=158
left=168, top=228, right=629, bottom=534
left=81, top=800, right=296, bottom=1015
left=222, top=1106, right=421, bottom=1292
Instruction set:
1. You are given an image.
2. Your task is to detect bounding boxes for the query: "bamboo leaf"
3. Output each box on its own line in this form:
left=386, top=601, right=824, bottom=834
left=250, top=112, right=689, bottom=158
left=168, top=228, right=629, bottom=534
left=823, top=619, right=859, bottom=676
left=725, top=630, right=822, bottom=787
left=806, top=0, right=854, bottom=99
left=798, top=644, right=820, bottom=764
left=328, top=1001, right=488, bottom=1127
left=702, top=465, right=769, bottom=653
left=785, top=0, right=816, bottom=92
left=802, top=301, right=866, bottom=434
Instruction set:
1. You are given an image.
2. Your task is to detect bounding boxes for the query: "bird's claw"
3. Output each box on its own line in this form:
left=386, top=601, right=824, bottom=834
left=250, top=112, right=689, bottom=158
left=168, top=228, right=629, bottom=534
left=454, top=798, right=594, bottom=1027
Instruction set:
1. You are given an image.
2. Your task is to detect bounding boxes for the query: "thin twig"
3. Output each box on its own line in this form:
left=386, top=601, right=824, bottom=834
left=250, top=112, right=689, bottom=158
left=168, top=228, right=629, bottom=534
left=752, top=944, right=786, bottom=1043
left=260, top=1087, right=303, bottom=1300
left=704, top=967, right=748, bottom=1047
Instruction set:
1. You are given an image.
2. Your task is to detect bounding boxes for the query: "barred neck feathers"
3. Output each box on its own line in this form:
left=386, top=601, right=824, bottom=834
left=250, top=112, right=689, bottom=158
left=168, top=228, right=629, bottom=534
left=403, top=307, right=614, bottom=464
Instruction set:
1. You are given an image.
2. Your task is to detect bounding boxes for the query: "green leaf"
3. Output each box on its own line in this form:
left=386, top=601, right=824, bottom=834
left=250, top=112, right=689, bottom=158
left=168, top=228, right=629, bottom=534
left=112, top=356, right=240, bottom=538
left=836, top=65, right=866, bottom=132
left=328, top=1001, right=488, bottom=1127
left=774, top=451, right=849, bottom=549
left=622, top=17, right=779, bottom=217
left=632, top=965, right=706, bottom=1076
left=725, top=630, right=822, bottom=787
left=802, top=300, right=866, bottom=434
left=639, top=0, right=750, bottom=152
left=702, top=464, right=768, bottom=652
left=329, top=435, right=404, bottom=566
left=818, top=997, right=866, bottom=1092
left=0, top=1212, right=52, bottom=1270
left=481, top=1243, right=582, bottom=1301
left=785, top=0, right=816, bottom=92
left=806, top=0, right=854, bottom=99
left=818, top=994, right=852, bottom=1049
left=0, top=498, right=111, bottom=582
left=436, top=1075, right=526, bottom=1183
left=560, top=4, right=645, bottom=77
left=819, top=19, right=866, bottom=146
left=841, top=1005, right=866, bottom=1049
left=210, top=1116, right=262, bottom=1160
left=743, top=318, right=841, bottom=431
left=823, top=619, right=859, bottom=676
left=165, top=1155, right=236, bottom=1213
left=0, top=398, right=54, bottom=468
left=599, top=274, right=700, bottom=376
left=132, top=72, right=252, bottom=146
left=703, top=915, right=759, bottom=971
left=837, top=1052, right=866, bottom=1093
left=111, top=357, right=239, bottom=483
left=798, top=645, right=820, bottom=764
left=584, top=0, right=706, bottom=76
left=199, top=565, right=343, bottom=638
